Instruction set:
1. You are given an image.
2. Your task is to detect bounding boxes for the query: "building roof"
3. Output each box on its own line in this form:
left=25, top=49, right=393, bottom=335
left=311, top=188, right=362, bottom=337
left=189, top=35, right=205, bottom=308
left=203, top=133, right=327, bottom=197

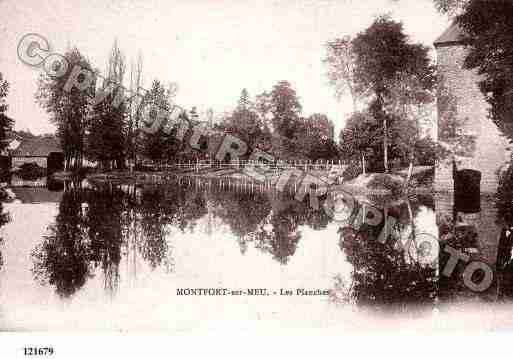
left=10, top=136, right=62, bottom=157
left=434, top=22, right=467, bottom=47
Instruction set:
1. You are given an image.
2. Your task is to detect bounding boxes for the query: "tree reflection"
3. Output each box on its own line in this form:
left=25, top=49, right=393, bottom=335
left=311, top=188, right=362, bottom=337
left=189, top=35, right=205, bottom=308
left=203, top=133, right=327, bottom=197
left=135, top=184, right=208, bottom=269
left=32, top=180, right=211, bottom=298
left=209, top=186, right=344, bottom=264
left=254, top=212, right=301, bottom=265
left=252, top=195, right=317, bottom=265
left=32, top=184, right=90, bottom=298
left=176, top=189, right=208, bottom=233
left=0, top=189, right=11, bottom=271
left=136, top=187, right=174, bottom=269
left=209, top=188, right=271, bottom=256
left=142, top=179, right=343, bottom=264
left=336, top=199, right=437, bottom=312
left=32, top=177, right=439, bottom=309
left=84, top=184, right=127, bottom=296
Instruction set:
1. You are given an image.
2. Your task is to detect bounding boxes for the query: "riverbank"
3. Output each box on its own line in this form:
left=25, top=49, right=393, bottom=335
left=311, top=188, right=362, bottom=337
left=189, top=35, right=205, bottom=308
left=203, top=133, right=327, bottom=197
left=83, top=165, right=434, bottom=197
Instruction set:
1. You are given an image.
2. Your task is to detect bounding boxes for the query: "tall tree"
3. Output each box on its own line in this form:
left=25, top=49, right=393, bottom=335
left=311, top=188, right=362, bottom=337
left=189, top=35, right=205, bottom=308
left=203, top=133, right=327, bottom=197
left=36, top=48, right=93, bottom=170
left=352, top=15, right=435, bottom=172
left=141, top=79, right=178, bottom=162
left=0, top=73, right=13, bottom=153
left=127, top=53, right=144, bottom=168
left=269, top=81, right=302, bottom=139
left=87, top=41, right=127, bottom=170
left=340, top=112, right=381, bottom=171
left=324, top=36, right=359, bottom=112
left=255, top=91, right=273, bottom=133
left=297, top=113, right=339, bottom=162
left=237, top=88, right=251, bottom=111
left=305, top=113, right=335, bottom=141
left=219, top=89, right=267, bottom=150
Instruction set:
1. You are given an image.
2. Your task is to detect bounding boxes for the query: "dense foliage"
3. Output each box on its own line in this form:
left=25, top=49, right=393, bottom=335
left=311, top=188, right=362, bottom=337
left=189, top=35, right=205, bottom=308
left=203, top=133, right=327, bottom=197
left=0, top=73, right=13, bottom=154
left=87, top=42, right=127, bottom=170
left=328, top=15, right=435, bottom=173
left=36, top=48, right=93, bottom=170
left=217, top=85, right=338, bottom=163
left=457, top=0, right=513, bottom=142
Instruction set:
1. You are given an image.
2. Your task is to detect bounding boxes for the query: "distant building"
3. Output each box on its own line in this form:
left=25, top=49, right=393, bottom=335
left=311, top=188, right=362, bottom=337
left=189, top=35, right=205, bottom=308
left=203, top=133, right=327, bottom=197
left=10, top=136, right=63, bottom=169
left=434, top=23, right=512, bottom=193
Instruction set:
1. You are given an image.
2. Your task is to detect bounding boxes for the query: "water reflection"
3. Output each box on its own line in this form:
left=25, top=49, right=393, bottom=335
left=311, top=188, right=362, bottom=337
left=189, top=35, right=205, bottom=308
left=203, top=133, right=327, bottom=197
left=435, top=163, right=513, bottom=304
left=3, top=166, right=513, bottom=329
left=26, top=178, right=436, bottom=307
left=0, top=176, right=441, bottom=329
left=31, top=182, right=190, bottom=298
left=437, top=188, right=499, bottom=303
left=234, top=192, right=331, bottom=264
left=0, top=189, right=11, bottom=271
left=32, top=185, right=90, bottom=298
left=335, top=197, right=437, bottom=312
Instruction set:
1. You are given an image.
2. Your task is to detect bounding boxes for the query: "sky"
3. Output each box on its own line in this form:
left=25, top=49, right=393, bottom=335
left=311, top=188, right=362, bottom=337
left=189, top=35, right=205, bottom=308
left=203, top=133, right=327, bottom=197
left=0, top=0, right=450, bottom=135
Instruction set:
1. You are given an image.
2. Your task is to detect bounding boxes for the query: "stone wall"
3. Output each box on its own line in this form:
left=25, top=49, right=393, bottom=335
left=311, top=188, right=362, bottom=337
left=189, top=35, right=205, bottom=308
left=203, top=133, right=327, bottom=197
left=435, top=44, right=511, bottom=193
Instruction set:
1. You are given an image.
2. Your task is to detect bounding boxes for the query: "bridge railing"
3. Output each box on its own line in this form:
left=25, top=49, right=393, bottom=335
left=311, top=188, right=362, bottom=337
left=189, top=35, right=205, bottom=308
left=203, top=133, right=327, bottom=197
left=146, top=159, right=347, bottom=173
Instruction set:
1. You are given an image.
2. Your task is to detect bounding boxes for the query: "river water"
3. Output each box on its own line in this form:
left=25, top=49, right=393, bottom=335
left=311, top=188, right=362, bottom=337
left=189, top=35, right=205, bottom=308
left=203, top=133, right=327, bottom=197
left=0, top=177, right=511, bottom=332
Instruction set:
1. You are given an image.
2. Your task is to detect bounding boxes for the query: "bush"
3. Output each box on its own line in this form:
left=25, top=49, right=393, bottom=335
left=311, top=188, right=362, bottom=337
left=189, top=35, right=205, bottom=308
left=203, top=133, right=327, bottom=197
left=341, top=162, right=362, bottom=181
left=411, top=167, right=434, bottom=187
left=367, top=173, right=404, bottom=194
left=414, top=137, right=437, bottom=166
left=18, top=162, right=46, bottom=180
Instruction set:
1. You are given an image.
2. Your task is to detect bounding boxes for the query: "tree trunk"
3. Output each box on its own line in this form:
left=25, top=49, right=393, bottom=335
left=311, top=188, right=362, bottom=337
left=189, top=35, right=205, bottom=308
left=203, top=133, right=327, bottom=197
left=383, top=116, right=388, bottom=173
left=405, top=161, right=414, bottom=187
left=376, top=92, right=389, bottom=174
left=348, top=85, right=358, bottom=113
left=404, top=148, right=415, bottom=187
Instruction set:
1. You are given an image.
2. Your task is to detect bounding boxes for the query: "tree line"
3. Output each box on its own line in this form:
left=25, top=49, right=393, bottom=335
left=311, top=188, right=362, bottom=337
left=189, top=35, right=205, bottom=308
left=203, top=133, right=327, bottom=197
left=32, top=13, right=446, bottom=175
left=36, top=42, right=144, bottom=171
left=33, top=0, right=513, bottom=175
left=35, top=40, right=340, bottom=172
left=0, top=72, right=14, bottom=161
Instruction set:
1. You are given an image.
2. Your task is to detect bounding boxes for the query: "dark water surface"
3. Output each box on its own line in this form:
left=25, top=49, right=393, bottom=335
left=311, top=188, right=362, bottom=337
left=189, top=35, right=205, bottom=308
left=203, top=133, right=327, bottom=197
left=0, top=176, right=510, bottom=331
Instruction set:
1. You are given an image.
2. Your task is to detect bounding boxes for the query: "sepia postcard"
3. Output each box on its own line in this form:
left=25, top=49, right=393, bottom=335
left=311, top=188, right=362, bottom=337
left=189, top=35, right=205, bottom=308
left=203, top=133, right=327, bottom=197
left=0, top=0, right=512, bottom=356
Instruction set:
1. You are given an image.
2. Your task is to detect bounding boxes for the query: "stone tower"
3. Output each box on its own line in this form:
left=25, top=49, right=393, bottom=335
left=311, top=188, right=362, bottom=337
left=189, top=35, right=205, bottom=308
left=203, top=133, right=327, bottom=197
left=434, top=23, right=511, bottom=193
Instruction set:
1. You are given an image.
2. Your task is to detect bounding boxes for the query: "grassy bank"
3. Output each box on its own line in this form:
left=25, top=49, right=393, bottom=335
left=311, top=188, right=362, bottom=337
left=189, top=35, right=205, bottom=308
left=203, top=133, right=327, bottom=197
left=83, top=165, right=434, bottom=197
